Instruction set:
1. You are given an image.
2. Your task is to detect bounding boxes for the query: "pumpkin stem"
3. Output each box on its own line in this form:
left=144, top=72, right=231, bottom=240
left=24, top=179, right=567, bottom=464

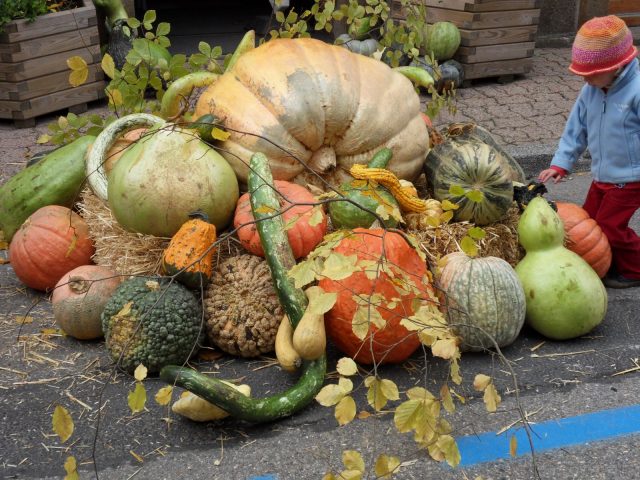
left=68, top=276, right=91, bottom=294
left=187, top=210, right=210, bottom=222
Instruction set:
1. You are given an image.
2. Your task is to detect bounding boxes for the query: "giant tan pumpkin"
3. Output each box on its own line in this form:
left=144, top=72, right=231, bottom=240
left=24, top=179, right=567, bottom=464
left=194, top=38, right=429, bottom=188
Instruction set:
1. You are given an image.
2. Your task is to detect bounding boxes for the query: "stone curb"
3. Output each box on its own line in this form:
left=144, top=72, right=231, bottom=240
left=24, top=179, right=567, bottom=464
left=505, top=142, right=591, bottom=180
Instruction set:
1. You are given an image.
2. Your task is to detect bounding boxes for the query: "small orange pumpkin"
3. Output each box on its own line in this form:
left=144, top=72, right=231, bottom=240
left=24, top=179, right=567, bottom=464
left=162, top=211, right=217, bottom=289
left=234, top=180, right=327, bottom=259
left=52, top=265, right=122, bottom=340
left=318, top=228, right=438, bottom=364
left=9, top=205, right=95, bottom=291
left=556, top=201, right=611, bottom=278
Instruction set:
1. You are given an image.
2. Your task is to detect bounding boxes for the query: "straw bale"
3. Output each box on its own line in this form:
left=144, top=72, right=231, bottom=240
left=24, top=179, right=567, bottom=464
left=406, top=206, right=524, bottom=267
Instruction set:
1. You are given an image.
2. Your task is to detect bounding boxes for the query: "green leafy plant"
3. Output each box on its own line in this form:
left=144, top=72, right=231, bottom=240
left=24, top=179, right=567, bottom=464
left=0, top=0, right=81, bottom=32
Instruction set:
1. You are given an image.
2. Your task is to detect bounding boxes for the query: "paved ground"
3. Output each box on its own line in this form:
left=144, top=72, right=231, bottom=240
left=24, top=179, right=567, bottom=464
left=2, top=46, right=640, bottom=480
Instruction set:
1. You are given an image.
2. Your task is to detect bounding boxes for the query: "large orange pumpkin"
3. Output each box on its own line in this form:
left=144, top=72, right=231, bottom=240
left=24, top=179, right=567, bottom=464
left=234, top=180, right=327, bottom=259
left=556, top=202, right=611, bottom=278
left=9, top=205, right=95, bottom=291
left=318, top=228, right=437, bottom=364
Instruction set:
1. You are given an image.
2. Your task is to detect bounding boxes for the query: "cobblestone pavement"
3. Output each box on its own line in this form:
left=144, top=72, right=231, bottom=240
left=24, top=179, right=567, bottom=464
left=434, top=48, right=582, bottom=147
left=0, top=47, right=582, bottom=185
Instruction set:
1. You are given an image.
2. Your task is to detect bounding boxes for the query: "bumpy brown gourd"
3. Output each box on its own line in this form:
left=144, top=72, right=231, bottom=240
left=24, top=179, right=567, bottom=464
left=162, top=211, right=217, bottom=289
left=203, top=255, right=282, bottom=357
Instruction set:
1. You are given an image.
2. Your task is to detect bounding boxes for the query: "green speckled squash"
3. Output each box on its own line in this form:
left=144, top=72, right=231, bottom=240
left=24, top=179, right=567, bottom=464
left=443, top=123, right=526, bottom=183
left=425, top=22, right=461, bottom=61
left=424, top=138, right=514, bottom=225
left=438, top=252, right=526, bottom=352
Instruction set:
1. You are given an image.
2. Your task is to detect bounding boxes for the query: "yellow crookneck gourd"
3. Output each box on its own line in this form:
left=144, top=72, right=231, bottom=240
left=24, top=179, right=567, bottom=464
left=292, top=286, right=328, bottom=361
left=171, top=381, right=251, bottom=422
left=275, top=314, right=302, bottom=372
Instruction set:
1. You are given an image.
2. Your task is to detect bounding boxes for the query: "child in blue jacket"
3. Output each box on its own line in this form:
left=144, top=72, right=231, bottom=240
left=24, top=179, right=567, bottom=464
left=539, top=15, right=640, bottom=288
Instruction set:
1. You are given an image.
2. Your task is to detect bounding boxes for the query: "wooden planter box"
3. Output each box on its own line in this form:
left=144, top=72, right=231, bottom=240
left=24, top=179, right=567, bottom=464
left=0, top=1, right=106, bottom=127
left=392, top=0, right=541, bottom=82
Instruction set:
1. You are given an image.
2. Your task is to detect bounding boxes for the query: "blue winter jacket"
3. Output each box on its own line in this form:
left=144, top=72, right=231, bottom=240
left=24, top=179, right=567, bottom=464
left=550, top=57, right=640, bottom=183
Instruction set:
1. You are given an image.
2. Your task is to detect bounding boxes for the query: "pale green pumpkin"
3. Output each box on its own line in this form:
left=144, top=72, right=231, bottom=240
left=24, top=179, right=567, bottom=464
left=439, top=252, right=526, bottom=352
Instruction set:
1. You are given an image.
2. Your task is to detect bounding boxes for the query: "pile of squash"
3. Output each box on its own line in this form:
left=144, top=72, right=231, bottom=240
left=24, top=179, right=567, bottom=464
left=0, top=34, right=611, bottom=424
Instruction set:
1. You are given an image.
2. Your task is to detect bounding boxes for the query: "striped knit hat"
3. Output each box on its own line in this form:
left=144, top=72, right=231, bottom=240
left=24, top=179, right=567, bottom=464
left=570, top=15, right=637, bottom=76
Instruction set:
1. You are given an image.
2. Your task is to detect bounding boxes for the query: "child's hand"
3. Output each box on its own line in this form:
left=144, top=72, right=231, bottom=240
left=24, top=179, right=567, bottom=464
left=538, top=168, right=564, bottom=183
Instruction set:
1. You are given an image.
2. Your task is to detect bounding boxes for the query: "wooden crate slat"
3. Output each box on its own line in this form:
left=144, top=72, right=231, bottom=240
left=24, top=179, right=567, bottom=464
left=619, top=14, right=640, bottom=26
left=0, top=45, right=100, bottom=82
left=608, top=0, right=640, bottom=14
left=0, top=27, right=100, bottom=63
left=424, top=0, right=540, bottom=12
left=456, top=41, right=535, bottom=63
left=1, top=81, right=106, bottom=121
left=0, top=98, right=21, bottom=119
left=462, top=58, right=533, bottom=80
left=428, top=8, right=540, bottom=29
left=0, top=5, right=96, bottom=44
left=459, top=25, right=538, bottom=46
left=0, top=64, right=104, bottom=101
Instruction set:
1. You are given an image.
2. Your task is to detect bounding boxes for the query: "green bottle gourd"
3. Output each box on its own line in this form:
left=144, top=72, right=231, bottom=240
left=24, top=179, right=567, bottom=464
left=514, top=197, right=607, bottom=340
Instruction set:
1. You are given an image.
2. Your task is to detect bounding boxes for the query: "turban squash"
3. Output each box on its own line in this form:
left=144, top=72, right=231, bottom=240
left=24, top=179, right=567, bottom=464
left=194, top=37, right=429, bottom=188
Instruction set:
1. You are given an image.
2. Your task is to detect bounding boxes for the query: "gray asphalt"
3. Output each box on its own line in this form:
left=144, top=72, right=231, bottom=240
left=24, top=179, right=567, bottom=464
left=2, top=46, right=640, bottom=480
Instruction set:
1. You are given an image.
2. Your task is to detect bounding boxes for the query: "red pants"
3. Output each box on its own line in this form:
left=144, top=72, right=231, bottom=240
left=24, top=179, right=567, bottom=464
left=582, top=181, right=640, bottom=280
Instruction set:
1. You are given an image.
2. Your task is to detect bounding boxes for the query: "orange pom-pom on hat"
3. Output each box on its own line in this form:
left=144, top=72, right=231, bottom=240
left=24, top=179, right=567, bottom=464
left=570, top=15, right=638, bottom=76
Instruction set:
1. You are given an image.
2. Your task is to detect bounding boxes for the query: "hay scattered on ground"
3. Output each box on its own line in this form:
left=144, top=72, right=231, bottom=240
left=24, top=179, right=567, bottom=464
left=406, top=206, right=524, bottom=267
left=77, top=190, right=169, bottom=276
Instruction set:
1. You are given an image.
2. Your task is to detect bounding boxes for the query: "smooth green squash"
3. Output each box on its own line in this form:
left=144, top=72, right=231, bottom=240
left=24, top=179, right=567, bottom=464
left=0, top=135, right=95, bottom=242
left=328, top=148, right=401, bottom=229
left=514, top=197, right=607, bottom=340
left=438, top=252, right=526, bottom=352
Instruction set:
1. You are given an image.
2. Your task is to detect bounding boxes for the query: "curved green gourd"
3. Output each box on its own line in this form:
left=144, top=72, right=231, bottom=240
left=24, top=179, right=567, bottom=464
left=160, top=152, right=326, bottom=423
left=0, top=135, right=95, bottom=242
left=514, top=197, right=607, bottom=340
left=328, top=148, right=401, bottom=229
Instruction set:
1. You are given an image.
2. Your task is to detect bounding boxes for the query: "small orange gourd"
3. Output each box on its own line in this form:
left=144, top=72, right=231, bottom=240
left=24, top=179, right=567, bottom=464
left=162, top=211, right=217, bottom=289
left=556, top=202, right=611, bottom=278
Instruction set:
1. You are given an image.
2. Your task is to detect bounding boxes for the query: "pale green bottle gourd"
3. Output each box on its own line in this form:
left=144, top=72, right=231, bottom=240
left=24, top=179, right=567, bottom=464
left=514, top=197, right=607, bottom=340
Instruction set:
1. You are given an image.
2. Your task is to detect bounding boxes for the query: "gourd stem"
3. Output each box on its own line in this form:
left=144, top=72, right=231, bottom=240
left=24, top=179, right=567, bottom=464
left=160, top=152, right=326, bottom=422
left=226, top=30, right=256, bottom=72
left=160, top=72, right=219, bottom=121
left=85, top=113, right=165, bottom=202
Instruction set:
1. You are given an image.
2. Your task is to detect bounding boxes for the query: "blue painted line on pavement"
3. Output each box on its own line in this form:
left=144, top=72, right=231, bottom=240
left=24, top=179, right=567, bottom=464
left=248, top=475, right=277, bottom=480
left=457, top=403, right=640, bottom=466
